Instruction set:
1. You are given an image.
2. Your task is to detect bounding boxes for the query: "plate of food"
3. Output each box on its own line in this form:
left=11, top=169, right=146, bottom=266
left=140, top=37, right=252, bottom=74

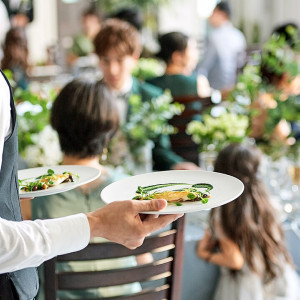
left=100, top=170, right=244, bottom=214
left=18, top=165, right=101, bottom=198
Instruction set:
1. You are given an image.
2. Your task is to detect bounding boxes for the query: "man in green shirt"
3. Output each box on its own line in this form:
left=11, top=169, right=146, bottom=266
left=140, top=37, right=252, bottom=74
left=94, top=19, right=199, bottom=171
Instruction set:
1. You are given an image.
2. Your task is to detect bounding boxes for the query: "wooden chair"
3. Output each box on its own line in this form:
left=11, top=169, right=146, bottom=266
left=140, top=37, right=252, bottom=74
left=44, top=216, right=185, bottom=300
left=170, top=95, right=214, bottom=165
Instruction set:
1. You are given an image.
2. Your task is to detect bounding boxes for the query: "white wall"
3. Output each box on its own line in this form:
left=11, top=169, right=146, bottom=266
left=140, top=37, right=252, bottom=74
left=25, top=0, right=300, bottom=64
left=26, top=0, right=58, bottom=64
left=158, top=0, right=207, bottom=40
left=228, top=0, right=300, bottom=44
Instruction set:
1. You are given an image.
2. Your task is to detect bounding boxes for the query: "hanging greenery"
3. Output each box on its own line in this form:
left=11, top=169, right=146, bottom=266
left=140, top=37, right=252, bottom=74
left=96, top=0, right=168, bottom=12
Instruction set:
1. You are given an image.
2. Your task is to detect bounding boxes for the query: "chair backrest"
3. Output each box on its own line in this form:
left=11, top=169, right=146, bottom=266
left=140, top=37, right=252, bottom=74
left=44, top=216, right=185, bottom=300
left=170, top=95, right=213, bottom=164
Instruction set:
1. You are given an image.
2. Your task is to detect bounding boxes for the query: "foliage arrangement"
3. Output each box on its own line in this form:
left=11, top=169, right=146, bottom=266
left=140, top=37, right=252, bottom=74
left=132, top=58, right=164, bottom=81
left=226, top=28, right=300, bottom=161
left=103, top=91, right=184, bottom=174
left=186, top=111, right=249, bottom=153
left=123, top=91, right=184, bottom=148
left=97, top=0, right=168, bottom=12
left=3, top=69, right=61, bottom=167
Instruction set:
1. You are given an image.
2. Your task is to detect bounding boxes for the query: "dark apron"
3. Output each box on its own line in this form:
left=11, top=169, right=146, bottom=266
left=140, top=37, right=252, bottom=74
left=0, top=70, right=39, bottom=300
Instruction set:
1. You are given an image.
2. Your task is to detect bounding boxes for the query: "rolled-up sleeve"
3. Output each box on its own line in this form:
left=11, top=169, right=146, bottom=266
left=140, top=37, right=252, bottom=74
left=0, top=213, right=90, bottom=274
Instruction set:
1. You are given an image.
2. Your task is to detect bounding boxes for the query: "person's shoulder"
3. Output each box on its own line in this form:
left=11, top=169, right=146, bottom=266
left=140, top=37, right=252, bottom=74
left=146, top=75, right=166, bottom=85
left=132, top=76, right=163, bottom=100
left=228, top=24, right=246, bottom=40
left=31, top=190, right=77, bottom=219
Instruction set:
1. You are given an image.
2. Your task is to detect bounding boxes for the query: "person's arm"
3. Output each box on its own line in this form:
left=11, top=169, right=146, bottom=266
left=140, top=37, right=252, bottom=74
left=196, top=75, right=211, bottom=98
left=1, top=199, right=182, bottom=273
left=86, top=199, right=182, bottom=249
left=0, top=213, right=90, bottom=273
left=197, top=229, right=244, bottom=270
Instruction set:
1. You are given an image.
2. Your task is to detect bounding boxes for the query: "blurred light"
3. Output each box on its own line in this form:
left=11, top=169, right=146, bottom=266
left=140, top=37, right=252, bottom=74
left=62, top=0, right=80, bottom=3
left=197, top=0, right=217, bottom=18
left=211, top=106, right=226, bottom=117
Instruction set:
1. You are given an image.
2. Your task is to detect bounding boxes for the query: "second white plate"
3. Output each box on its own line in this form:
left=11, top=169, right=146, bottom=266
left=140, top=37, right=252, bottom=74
left=101, top=170, right=244, bottom=214
left=19, top=165, right=101, bottom=198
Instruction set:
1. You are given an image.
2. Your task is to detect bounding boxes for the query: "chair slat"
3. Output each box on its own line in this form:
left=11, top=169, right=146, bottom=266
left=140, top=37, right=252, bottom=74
left=57, top=230, right=176, bottom=262
left=60, top=285, right=170, bottom=300
left=101, top=285, right=170, bottom=300
left=57, top=258, right=173, bottom=289
left=44, top=217, right=185, bottom=300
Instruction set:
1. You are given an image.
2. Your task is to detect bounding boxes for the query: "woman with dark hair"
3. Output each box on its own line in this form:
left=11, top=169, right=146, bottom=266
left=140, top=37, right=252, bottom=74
left=147, top=31, right=211, bottom=98
left=1, top=27, right=29, bottom=89
left=197, top=143, right=300, bottom=300
left=22, top=79, right=149, bottom=299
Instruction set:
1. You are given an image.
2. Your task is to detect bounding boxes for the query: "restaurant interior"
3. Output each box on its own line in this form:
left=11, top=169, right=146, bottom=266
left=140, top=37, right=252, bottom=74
left=1, top=0, right=300, bottom=299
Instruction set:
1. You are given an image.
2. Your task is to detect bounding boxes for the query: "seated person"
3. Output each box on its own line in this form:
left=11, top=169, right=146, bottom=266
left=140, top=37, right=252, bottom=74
left=197, top=143, right=300, bottom=300
left=94, top=19, right=199, bottom=171
left=1, top=27, right=29, bottom=89
left=68, top=7, right=102, bottom=63
left=21, top=79, right=150, bottom=299
left=147, top=31, right=211, bottom=98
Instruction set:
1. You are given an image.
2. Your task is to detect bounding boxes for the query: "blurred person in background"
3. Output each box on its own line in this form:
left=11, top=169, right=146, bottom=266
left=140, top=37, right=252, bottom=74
left=110, top=6, right=143, bottom=31
left=195, top=1, right=246, bottom=91
left=197, top=143, right=300, bottom=300
left=94, top=19, right=199, bottom=171
left=147, top=31, right=211, bottom=98
left=68, top=6, right=102, bottom=63
left=2, top=0, right=33, bottom=27
left=1, top=26, right=29, bottom=89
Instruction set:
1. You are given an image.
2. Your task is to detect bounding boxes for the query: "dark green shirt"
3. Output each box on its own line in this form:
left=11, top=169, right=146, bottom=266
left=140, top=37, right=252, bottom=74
left=147, top=74, right=198, bottom=98
left=131, top=77, right=185, bottom=170
left=71, top=34, right=94, bottom=57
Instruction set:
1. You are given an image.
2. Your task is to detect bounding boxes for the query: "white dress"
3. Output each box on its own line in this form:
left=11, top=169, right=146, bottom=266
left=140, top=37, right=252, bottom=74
left=212, top=208, right=300, bottom=300
left=213, top=263, right=300, bottom=300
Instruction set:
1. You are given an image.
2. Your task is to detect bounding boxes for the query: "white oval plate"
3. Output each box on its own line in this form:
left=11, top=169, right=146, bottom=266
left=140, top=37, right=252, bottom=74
left=18, top=165, right=101, bottom=198
left=101, top=170, right=244, bottom=214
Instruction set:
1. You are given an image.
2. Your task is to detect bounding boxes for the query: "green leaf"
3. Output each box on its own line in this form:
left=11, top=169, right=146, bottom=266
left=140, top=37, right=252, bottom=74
left=202, top=198, right=209, bottom=204
left=187, top=193, right=196, bottom=199
left=47, top=169, right=55, bottom=175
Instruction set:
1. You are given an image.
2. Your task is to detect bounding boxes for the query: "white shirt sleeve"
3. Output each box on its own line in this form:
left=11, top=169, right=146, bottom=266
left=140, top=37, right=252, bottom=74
left=0, top=213, right=90, bottom=274
left=0, top=71, right=12, bottom=172
left=0, top=2, right=10, bottom=46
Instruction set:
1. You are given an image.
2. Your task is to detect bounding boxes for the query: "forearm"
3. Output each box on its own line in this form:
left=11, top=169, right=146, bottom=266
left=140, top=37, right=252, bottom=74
left=0, top=214, right=90, bottom=273
left=208, top=251, right=244, bottom=270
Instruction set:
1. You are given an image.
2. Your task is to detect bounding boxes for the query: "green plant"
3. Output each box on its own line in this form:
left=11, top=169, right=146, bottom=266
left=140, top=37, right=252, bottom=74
left=3, top=69, right=60, bottom=166
left=123, top=91, right=184, bottom=148
left=97, top=0, right=168, bottom=12
left=226, top=31, right=300, bottom=160
left=186, top=111, right=249, bottom=153
left=131, top=58, right=164, bottom=81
